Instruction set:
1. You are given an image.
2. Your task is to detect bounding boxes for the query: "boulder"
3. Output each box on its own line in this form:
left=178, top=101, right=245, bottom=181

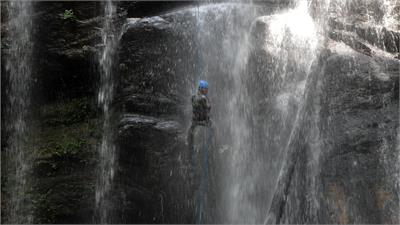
left=114, top=113, right=189, bottom=223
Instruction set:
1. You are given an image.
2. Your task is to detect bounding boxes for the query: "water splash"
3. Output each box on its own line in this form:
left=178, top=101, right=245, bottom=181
left=259, top=0, right=323, bottom=223
left=263, top=0, right=318, bottom=60
left=3, top=1, right=34, bottom=223
left=188, top=2, right=322, bottom=223
left=327, top=0, right=399, bottom=29
left=382, top=0, right=399, bottom=30
left=179, top=3, right=261, bottom=222
left=95, top=0, right=118, bottom=223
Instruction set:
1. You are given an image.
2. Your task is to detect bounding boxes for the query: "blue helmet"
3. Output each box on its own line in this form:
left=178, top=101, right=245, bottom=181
left=198, top=80, right=209, bottom=89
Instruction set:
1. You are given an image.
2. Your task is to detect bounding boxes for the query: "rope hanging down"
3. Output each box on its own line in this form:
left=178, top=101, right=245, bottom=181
left=194, top=2, right=212, bottom=224
left=196, top=126, right=212, bottom=224
left=196, top=2, right=202, bottom=81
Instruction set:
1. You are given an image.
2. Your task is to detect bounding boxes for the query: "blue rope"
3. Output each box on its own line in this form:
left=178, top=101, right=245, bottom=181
left=196, top=126, right=212, bottom=224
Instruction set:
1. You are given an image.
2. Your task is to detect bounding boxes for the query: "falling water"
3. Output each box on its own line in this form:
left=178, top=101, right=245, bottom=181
left=189, top=4, right=259, bottom=223
left=382, top=0, right=400, bottom=30
left=128, top=0, right=398, bottom=223
left=95, top=0, right=118, bottom=223
left=260, top=0, right=322, bottom=220
left=188, top=1, right=322, bottom=223
left=3, top=1, right=34, bottom=223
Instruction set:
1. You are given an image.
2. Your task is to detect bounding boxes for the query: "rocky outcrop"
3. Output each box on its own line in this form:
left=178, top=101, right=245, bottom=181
left=317, top=42, right=399, bottom=223
left=266, top=32, right=399, bottom=225
left=114, top=114, right=187, bottom=223
left=30, top=2, right=103, bottom=103
left=113, top=11, right=197, bottom=223
left=328, top=18, right=400, bottom=57
left=1, top=2, right=194, bottom=223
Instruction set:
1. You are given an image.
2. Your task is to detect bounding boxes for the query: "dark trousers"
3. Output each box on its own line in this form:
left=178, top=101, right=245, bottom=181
left=187, top=120, right=211, bottom=149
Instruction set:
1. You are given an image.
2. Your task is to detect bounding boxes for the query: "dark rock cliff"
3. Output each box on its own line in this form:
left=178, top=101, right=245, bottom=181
left=1, top=1, right=195, bottom=223
left=1, top=1, right=399, bottom=224
left=318, top=43, right=399, bottom=224
left=115, top=12, right=195, bottom=223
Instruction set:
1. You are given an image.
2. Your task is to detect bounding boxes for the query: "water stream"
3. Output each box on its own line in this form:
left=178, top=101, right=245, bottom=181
left=188, top=0, right=398, bottom=223
left=94, top=0, right=118, bottom=223
left=189, top=1, right=322, bottom=223
left=189, top=4, right=259, bottom=222
left=3, top=1, right=34, bottom=223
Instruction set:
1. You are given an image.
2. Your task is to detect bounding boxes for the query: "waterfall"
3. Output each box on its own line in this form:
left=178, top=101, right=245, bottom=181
left=261, top=0, right=322, bottom=222
left=189, top=2, right=322, bottom=223
left=95, top=0, right=118, bottom=223
left=190, top=4, right=259, bottom=222
left=382, top=0, right=399, bottom=30
left=189, top=0, right=339, bottom=222
left=3, top=1, right=34, bottom=223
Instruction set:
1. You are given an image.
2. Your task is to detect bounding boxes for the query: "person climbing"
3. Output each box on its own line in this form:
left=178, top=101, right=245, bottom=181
left=187, top=79, right=214, bottom=224
left=187, top=80, right=211, bottom=148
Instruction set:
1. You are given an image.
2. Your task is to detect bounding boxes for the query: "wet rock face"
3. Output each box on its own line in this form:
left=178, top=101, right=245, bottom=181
left=2, top=2, right=199, bottom=222
left=328, top=18, right=400, bottom=57
left=114, top=10, right=197, bottom=223
left=115, top=114, right=188, bottom=223
left=117, top=13, right=196, bottom=101
left=1, top=2, right=103, bottom=223
left=268, top=44, right=399, bottom=224
left=125, top=1, right=195, bottom=18
left=30, top=2, right=104, bottom=103
left=252, top=4, right=399, bottom=223
left=318, top=45, right=399, bottom=223
left=2, top=2, right=195, bottom=223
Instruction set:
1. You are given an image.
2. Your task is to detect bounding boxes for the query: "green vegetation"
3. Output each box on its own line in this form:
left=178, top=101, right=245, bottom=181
left=63, top=9, right=76, bottom=21
left=39, top=97, right=96, bottom=126
left=34, top=120, right=100, bottom=165
left=29, top=96, right=101, bottom=223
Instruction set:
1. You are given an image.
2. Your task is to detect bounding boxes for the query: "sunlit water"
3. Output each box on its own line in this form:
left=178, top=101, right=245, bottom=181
left=261, top=0, right=322, bottom=219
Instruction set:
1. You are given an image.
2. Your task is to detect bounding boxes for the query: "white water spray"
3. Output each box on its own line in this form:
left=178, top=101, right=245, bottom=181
left=4, top=1, right=34, bottom=223
left=95, top=0, right=118, bottom=223
left=260, top=0, right=322, bottom=223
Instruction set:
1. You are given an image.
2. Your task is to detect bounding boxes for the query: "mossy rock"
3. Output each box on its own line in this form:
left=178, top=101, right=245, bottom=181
left=32, top=175, right=95, bottom=223
left=39, top=97, right=97, bottom=126
left=32, top=119, right=100, bottom=177
left=29, top=117, right=100, bottom=223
